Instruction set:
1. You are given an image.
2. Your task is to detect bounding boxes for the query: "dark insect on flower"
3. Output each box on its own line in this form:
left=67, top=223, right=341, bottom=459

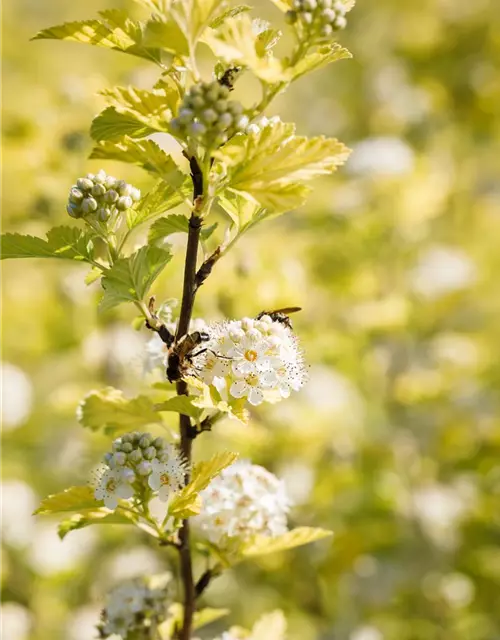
left=166, top=331, right=211, bottom=383
left=218, top=66, right=242, bottom=90
left=256, top=306, right=302, bottom=329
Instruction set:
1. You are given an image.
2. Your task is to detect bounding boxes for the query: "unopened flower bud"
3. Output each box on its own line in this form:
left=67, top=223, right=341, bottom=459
left=105, top=189, right=119, bottom=204
left=153, top=437, right=166, bottom=450
left=103, top=452, right=114, bottom=465
left=302, top=11, right=313, bottom=23
left=335, top=15, right=347, bottom=28
left=189, top=122, right=207, bottom=137
left=116, top=195, right=133, bottom=211
left=105, top=176, right=117, bottom=189
left=66, top=203, right=81, bottom=218
left=179, top=108, right=194, bottom=125
left=129, top=449, right=143, bottom=463
left=81, top=197, right=98, bottom=214
left=92, top=183, right=106, bottom=198
left=139, top=435, right=152, bottom=449
left=137, top=461, right=152, bottom=476
left=112, top=452, right=127, bottom=466
left=77, top=177, right=93, bottom=191
left=202, top=108, right=218, bottom=124
left=285, top=10, right=298, bottom=23
left=130, top=187, right=141, bottom=202
left=121, top=442, right=133, bottom=453
left=69, top=187, right=84, bottom=203
left=93, top=169, right=107, bottom=184
left=144, top=446, right=156, bottom=461
left=214, top=99, right=228, bottom=113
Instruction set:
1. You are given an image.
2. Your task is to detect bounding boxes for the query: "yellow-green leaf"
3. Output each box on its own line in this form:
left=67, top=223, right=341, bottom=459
left=77, top=387, right=161, bottom=435
left=169, top=451, right=238, bottom=517
left=57, top=509, right=135, bottom=539
left=156, top=395, right=203, bottom=419
left=0, top=227, right=96, bottom=263
left=90, top=137, right=183, bottom=182
left=241, top=527, right=333, bottom=558
left=35, top=486, right=99, bottom=515
left=289, top=43, right=352, bottom=81
left=204, top=15, right=286, bottom=83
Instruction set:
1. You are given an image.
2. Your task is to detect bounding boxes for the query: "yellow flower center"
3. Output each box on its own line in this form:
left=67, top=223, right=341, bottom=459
left=244, top=349, right=258, bottom=362
left=160, top=473, right=170, bottom=486
left=106, top=479, right=117, bottom=492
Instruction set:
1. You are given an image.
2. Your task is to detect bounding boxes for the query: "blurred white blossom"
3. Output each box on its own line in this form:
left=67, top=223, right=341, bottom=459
left=1, top=480, right=36, bottom=547
left=412, top=484, right=468, bottom=548
left=1, top=362, right=33, bottom=430
left=0, top=602, right=32, bottom=640
left=350, top=626, right=384, bottom=640
left=348, top=137, right=415, bottom=177
left=410, top=246, right=477, bottom=299
left=440, top=573, right=475, bottom=608
left=195, top=460, right=291, bottom=546
left=29, top=522, right=96, bottom=575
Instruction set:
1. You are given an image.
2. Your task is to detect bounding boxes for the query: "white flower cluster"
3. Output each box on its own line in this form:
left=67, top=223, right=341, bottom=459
left=286, top=0, right=347, bottom=40
left=195, top=460, right=290, bottom=546
left=246, top=115, right=282, bottom=136
left=94, top=432, right=186, bottom=510
left=97, top=578, right=169, bottom=638
left=195, top=315, right=307, bottom=407
left=66, top=169, right=140, bottom=221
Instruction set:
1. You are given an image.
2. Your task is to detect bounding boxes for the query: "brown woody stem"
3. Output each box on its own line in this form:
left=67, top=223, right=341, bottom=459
left=175, top=156, right=204, bottom=640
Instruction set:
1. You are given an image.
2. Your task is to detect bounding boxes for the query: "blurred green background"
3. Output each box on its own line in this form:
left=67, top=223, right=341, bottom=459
left=2, top=0, right=500, bottom=639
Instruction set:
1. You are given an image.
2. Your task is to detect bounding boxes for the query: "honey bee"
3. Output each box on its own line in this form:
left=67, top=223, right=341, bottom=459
left=256, top=306, right=302, bottom=329
left=166, top=331, right=210, bottom=383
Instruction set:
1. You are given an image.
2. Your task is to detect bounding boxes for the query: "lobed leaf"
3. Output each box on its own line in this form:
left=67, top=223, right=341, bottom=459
left=204, top=15, right=286, bottom=83
left=58, top=509, right=135, bottom=539
left=35, top=486, right=99, bottom=515
left=77, top=387, right=161, bottom=435
left=289, top=43, right=352, bottom=81
left=90, top=137, right=183, bottom=182
left=148, top=214, right=217, bottom=242
left=1, top=226, right=97, bottom=263
left=169, top=451, right=239, bottom=517
left=241, top=526, right=333, bottom=558
left=91, top=107, right=160, bottom=141
left=32, top=11, right=163, bottom=64
left=156, top=395, right=203, bottom=419
left=128, top=179, right=190, bottom=230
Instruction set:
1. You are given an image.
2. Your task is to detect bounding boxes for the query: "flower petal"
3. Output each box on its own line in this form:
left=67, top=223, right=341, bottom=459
left=248, top=387, right=264, bottom=406
left=230, top=380, right=248, bottom=399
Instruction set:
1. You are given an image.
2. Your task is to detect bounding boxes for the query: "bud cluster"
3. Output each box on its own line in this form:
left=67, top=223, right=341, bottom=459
left=66, top=169, right=141, bottom=221
left=97, top=577, right=170, bottom=639
left=195, top=460, right=290, bottom=547
left=286, top=0, right=347, bottom=40
left=170, top=81, right=248, bottom=149
left=94, top=432, right=187, bottom=509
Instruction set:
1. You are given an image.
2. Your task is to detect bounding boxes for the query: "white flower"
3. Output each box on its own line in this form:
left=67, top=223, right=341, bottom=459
left=1, top=362, right=33, bottom=430
left=194, top=316, right=307, bottom=407
left=410, top=246, right=477, bottom=299
left=99, top=577, right=170, bottom=638
left=195, top=460, right=290, bottom=546
left=148, top=453, right=186, bottom=502
left=0, top=603, right=32, bottom=640
left=348, top=136, right=415, bottom=177
left=95, top=468, right=134, bottom=510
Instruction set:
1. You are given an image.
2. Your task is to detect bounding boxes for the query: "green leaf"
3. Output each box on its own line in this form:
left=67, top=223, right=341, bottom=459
left=91, top=107, right=160, bottom=141
left=210, top=5, right=251, bottom=29
left=35, top=486, right=99, bottom=515
left=58, top=509, right=135, bottom=539
left=156, top=395, right=203, bottom=419
left=172, top=0, right=227, bottom=46
left=128, top=179, right=190, bottom=230
left=204, top=15, right=286, bottom=83
left=77, top=387, right=161, bottom=435
left=0, top=226, right=97, bottom=263
left=148, top=215, right=217, bottom=242
left=194, top=608, right=230, bottom=629
left=100, top=245, right=172, bottom=312
left=289, top=43, right=352, bottom=81
left=240, top=527, right=333, bottom=558
left=215, top=120, right=350, bottom=211
left=143, top=15, right=190, bottom=55
left=32, top=11, right=163, bottom=64
left=189, top=376, right=250, bottom=424
left=84, top=267, right=103, bottom=285
left=169, top=451, right=238, bottom=517
left=100, top=84, right=179, bottom=119
left=90, top=137, right=182, bottom=182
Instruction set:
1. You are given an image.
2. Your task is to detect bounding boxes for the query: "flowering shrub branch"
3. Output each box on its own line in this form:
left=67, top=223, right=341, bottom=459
left=1, top=0, right=355, bottom=637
